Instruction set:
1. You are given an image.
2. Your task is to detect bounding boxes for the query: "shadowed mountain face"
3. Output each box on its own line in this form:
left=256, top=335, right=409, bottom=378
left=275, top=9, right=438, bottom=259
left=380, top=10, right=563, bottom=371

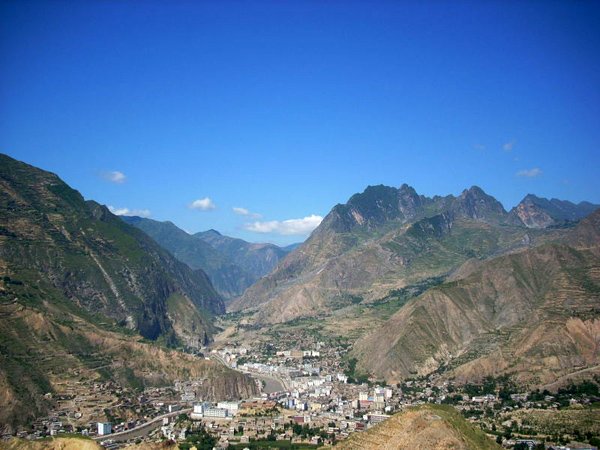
left=232, top=184, right=574, bottom=323
left=0, top=154, right=260, bottom=432
left=350, top=210, right=600, bottom=386
left=121, top=217, right=291, bottom=299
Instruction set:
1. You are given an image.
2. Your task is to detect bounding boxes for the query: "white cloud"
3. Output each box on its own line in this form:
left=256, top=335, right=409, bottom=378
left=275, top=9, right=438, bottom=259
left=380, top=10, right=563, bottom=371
left=516, top=167, right=542, bottom=178
left=244, top=215, right=323, bottom=236
left=233, top=207, right=262, bottom=218
left=503, top=141, right=515, bottom=152
left=473, top=144, right=486, bottom=151
left=189, top=197, right=216, bottom=211
left=108, top=205, right=151, bottom=217
left=103, top=171, right=126, bottom=184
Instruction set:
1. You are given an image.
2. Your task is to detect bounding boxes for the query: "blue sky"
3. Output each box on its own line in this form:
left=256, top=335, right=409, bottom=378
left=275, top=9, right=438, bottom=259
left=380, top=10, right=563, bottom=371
left=1, top=0, right=599, bottom=245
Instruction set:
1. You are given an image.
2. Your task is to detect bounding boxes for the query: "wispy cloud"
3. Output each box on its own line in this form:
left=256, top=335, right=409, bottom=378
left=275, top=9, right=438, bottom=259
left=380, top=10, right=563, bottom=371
left=103, top=170, right=126, bottom=184
left=244, top=215, right=323, bottom=236
left=108, top=205, right=151, bottom=217
left=233, top=207, right=262, bottom=219
left=503, top=141, right=516, bottom=152
left=473, top=144, right=486, bottom=151
left=189, top=197, right=216, bottom=211
left=516, top=167, right=542, bottom=178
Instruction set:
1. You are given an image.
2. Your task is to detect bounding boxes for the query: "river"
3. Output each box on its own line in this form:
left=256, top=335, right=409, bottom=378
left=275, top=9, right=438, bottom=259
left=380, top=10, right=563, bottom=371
left=253, top=374, right=285, bottom=394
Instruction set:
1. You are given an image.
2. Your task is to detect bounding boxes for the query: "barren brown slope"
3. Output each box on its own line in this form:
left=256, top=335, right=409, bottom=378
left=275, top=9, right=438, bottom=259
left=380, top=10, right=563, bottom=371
left=0, top=438, right=176, bottom=450
left=233, top=184, right=564, bottom=324
left=0, top=437, right=102, bottom=450
left=351, top=210, right=600, bottom=386
left=0, top=297, right=258, bottom=433
left=334, top=404, right=501, bottom=450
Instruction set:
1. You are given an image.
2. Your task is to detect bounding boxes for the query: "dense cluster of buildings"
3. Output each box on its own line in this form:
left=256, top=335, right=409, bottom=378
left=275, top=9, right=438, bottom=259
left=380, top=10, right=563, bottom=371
left=4, top=330, right=598, bottom=450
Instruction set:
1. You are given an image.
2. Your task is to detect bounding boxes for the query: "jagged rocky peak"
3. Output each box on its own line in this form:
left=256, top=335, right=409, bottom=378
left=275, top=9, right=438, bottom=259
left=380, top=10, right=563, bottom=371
left=511, top=195, right=555, bottom=228
left=451, top=185, right=507, bottom=222
left=397, top=183, right=425, bottom=216
left=318, top=183, right=429, bottom=233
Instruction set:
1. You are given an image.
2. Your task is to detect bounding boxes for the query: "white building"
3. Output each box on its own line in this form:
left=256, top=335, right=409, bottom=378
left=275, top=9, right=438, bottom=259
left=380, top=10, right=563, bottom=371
left=367, top=413, right=389, bottom=424
left=204, top=407, right=228, bottom=418
left=191, top=402, right=229, bottom=419
left=295, top=402, right=308, bottom=411
left=217, top=401, right=240, bottom=416
left=97, top=422, right=112, bottom=435
left=191, top=402, right=208, bottom=420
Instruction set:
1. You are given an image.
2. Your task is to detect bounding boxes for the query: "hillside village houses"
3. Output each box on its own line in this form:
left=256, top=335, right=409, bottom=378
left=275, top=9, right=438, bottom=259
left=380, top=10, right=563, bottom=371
left=13, top=334, right=600, bottom=450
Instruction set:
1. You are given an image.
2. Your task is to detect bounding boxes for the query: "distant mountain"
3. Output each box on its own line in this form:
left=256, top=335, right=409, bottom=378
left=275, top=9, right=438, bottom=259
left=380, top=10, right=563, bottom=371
left=509, top=194, right=599, bottom=229
left=335, top=404, right=501, bottom=450
left=121, top=217, right=252, bottom=298
left=122, top=218, right=291, bottom=299
left=232, top=184, right=568, bottom=323
left=0, top=154, right=257, bottom=431
left=282, top=242, right=301, bottom=252
left=194, top=229, right=289, bottom=284
left=351, top=209, right=600, bottom=387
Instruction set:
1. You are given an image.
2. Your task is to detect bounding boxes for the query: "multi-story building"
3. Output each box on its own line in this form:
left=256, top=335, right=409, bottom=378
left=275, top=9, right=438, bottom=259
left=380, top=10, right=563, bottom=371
left=97, top=422, right=112, bottom=436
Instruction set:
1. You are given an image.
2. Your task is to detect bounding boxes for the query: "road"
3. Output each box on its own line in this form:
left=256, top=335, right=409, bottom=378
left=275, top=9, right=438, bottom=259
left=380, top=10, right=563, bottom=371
left=92, top=408, right=191, bottom=443
left=92, top=354, right=289, bottom=444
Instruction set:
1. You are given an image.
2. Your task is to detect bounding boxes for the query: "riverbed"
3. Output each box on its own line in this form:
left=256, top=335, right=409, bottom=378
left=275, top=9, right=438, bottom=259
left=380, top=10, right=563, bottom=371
left=253, top=374, right=285, bottom=393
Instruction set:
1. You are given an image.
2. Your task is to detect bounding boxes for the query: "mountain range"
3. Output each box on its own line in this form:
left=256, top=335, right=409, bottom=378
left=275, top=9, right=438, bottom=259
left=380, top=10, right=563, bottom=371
left=232, top=184, right=597, bottom=324
left=508, top=194, right=599, bottom=229
left=121, top=216, right=292, bottom=299
left=1, top=152, right=599, bottom=432
left=225, top=182, right=599, bottom=388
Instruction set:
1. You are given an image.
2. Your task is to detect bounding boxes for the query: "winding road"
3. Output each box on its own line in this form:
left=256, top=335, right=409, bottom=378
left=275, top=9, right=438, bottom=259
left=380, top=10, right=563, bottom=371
left=92, top=408, right=191, bottom=443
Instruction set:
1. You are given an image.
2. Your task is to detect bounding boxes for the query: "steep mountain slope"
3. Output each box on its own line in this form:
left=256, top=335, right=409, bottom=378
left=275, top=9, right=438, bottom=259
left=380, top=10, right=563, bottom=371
left=350, top=210, right=600, bottom=386
left=0, top=154, right=224, bottom=346
left=233, top=184, right=564, bottom=323
left=0, top=296, right=258, bottom=433
left=121, top=217, right=290, bottom=298
left=335, top=404, right=501, bottom=450
left=121, top=217, right=250, bottom=298
left=0, top=154, right=258, bottom=431
left=509, top=194, right=599, bottom=228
